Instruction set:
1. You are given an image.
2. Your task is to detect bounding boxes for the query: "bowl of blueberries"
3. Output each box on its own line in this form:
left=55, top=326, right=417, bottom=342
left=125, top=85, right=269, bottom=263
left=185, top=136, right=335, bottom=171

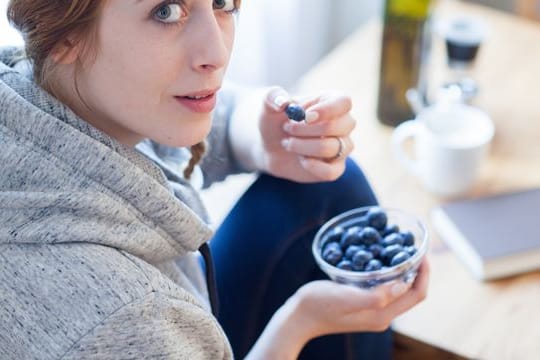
left=312, top=206, right=428, bottom=288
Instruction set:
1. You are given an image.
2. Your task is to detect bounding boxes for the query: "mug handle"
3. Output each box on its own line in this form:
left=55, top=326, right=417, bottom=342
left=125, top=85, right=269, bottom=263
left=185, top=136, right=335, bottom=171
left=391, top=120, right=421, bottom=177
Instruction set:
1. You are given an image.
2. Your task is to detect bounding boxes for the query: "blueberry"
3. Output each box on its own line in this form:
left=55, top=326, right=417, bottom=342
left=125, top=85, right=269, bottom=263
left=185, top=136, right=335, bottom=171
left=382, top=233, right=404, bottom=247
left=368, top=243, right=384, bottom=258
left=322, top=226, right=345, bottom=244
left=352, top=250, right=373, bottom=270
left=322, top=241, right=340, bottom=253
left=364, top=259, right=383, bottom=271
left=359, top=227, right=381, bottom=246
left=381, top=223, right=400, bottom=237
left=340, top=226, right=363, bottom=248
left=336, top=260, right=353, bottom=271
left=380, top=244, right=403, bottom=265
left=322, top=244, right=343, bottom=266
left=366, top=207, right=388, bottom=231
left=345, top=245, right=365, bottom=259
left=400, top=231, right=415, bottom=247
left=404, top=245, right=417, bottom=256
left=285, top=103, right=306, bottom=122
left=390, top=251, right=411, bottom=266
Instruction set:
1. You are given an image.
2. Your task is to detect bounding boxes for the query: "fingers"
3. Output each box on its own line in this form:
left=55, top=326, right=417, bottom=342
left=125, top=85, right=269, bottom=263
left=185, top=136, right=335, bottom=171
left=375, top=260, right=430, bottom=318
left=334, top=270, right=427, bottom=332
left=293, top=136, right=351, bottom=180
left=300, top=280, right=408, bottom=312
left=266, top=88, right=355, bottom=128
left=337, top=261, right=429, bottom=317
left=343, top=281, right=413, bottom=313
left=265, top=86, right=292, bottom=112
left=297, top=157, right=347, bottom=181
left=297, top=93, right=353, bottom=124
left=294, top=265, right=429, bottom=335
left=412, top=259, right=430, bottom=292
left=283, top=114, right=356, bottom=138
left=306, top=94, right=352, bottom=123
left=282, top=136, right=354, bottom=160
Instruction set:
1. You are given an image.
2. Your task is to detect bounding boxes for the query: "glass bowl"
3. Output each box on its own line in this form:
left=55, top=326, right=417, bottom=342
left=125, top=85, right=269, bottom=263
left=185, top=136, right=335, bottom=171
left=312, top=206, right=428, bottom=288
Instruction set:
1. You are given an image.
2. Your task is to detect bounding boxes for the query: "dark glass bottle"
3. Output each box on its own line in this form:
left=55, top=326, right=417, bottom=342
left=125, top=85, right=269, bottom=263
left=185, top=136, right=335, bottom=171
left=377, top=0, right=433, bottom=127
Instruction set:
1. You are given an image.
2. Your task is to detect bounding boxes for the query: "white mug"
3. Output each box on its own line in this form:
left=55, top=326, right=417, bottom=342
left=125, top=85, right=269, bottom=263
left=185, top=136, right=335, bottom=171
left=392, top=103, right=495, bottom=197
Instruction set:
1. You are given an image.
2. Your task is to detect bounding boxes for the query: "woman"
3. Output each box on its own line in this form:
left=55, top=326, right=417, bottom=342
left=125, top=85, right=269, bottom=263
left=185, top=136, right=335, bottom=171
left=0, top=0, right=429, bottom=359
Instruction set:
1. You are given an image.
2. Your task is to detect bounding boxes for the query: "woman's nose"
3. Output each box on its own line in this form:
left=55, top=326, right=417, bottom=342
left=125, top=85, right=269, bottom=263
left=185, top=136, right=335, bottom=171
left=189, top=13, right=231, bottom=73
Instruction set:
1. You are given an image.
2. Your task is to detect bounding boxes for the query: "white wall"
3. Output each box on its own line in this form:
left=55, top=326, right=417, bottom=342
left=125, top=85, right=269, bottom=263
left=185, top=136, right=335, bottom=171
left=0, top=0, right=23, bottom=46
left=227, top=0, right=383, bottom=88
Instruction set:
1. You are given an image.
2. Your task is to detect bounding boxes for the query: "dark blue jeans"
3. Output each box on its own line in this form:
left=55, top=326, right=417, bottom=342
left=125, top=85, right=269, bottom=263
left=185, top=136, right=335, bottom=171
left=210, top=158, right=393, bottom=360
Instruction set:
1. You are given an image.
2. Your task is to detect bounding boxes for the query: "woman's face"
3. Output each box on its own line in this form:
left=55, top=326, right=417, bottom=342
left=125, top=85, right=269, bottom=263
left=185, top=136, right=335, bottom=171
left=67, top=0, right=238, bottom=147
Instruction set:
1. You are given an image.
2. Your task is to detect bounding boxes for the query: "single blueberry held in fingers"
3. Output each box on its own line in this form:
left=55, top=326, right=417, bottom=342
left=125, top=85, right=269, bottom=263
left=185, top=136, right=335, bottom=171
left=285, top=103, right=306, bottom=122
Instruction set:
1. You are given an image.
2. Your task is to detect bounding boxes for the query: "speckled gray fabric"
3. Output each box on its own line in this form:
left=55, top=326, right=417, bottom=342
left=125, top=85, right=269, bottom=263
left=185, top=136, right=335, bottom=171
left=0, top=47, right=243, bottom=359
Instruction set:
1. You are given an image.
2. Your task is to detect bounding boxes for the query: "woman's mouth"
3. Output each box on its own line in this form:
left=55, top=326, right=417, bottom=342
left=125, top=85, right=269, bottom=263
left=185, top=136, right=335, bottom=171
left=174, top=92, right=217, bottom=113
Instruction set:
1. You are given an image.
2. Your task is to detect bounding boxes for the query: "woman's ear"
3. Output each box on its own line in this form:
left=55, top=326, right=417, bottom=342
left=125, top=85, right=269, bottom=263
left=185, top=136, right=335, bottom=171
left=50, top=38, right=81, bottom=65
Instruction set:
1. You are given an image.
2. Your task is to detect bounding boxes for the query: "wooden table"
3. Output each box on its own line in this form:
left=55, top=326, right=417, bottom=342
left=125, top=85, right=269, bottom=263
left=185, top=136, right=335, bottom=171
left=296, top=0, right=540, bottom=358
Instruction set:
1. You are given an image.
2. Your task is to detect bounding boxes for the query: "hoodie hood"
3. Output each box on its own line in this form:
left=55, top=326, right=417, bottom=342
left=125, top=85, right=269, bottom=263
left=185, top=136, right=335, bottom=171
left=0, top=47, right=213, bottom=264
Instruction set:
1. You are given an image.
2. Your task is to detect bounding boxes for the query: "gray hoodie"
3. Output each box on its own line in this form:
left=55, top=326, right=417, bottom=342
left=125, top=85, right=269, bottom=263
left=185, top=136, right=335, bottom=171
left=0, top=47, right=245, bottom=359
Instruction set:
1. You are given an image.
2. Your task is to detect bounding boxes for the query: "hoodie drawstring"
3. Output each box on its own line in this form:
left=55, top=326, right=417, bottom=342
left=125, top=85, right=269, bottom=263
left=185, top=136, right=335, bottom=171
left=198, top=242, right=219, bottom=317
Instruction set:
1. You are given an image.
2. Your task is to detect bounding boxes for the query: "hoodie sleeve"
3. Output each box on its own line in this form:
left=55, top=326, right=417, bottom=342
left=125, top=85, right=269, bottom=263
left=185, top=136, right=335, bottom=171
left=62, top=292, right=232, bottom=360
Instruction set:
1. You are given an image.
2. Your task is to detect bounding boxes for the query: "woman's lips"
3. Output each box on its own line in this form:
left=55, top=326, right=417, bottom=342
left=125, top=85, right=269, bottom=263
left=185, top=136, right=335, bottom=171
left=174, top=93, right=217, bottom=113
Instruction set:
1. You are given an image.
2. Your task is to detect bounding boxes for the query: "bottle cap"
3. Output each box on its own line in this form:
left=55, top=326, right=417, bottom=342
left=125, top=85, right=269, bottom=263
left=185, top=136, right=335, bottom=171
left=442, top=16, right=488, bottom=67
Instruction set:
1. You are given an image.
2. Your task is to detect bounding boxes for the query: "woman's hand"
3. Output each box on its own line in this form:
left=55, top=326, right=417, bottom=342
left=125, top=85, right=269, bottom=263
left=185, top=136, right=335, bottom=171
left=257, top=87, right=356, bottom=182
left=246, top=260, right=430, bottom=360
left=229, top=86, right=356, bottom=183
left=293, top=260, right=429, bottom=337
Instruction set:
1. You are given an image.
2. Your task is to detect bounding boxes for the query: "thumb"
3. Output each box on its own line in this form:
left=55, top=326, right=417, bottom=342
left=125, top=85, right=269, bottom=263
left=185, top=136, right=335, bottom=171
left=264, top=86, right=292, bottom=113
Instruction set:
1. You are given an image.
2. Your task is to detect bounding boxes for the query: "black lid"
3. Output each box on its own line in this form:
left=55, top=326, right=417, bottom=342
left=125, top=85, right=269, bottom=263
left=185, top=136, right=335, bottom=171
left=443, top=17, right=486, bottom=65
left=446, top=39, right=480, bottom=63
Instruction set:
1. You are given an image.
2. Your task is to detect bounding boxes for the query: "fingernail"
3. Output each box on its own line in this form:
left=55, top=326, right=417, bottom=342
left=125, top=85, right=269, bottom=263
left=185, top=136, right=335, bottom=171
left=283, top=122, right=292, bottom=133
left=299, top=156, right=309, bottom=168
left=274, top=95, right=289, bottom=108
left=281, top=138, right=291, bottom=150
left=391, top=282, right=408, bottom=297
left=305, top=111, right=319, bottom=123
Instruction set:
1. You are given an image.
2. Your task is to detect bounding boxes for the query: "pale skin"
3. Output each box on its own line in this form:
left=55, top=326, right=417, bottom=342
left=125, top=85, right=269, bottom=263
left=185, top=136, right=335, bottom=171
left=50, top=0, right=430, bottom=358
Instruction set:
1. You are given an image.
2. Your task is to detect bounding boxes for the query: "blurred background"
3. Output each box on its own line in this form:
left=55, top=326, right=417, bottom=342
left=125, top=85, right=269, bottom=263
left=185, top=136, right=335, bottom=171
left=1, top=0, right=538, bottom=88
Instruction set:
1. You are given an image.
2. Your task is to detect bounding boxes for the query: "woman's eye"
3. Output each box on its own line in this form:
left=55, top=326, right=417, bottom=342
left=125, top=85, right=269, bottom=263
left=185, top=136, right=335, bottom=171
left=213, top=0, right=236, bottom=13
left=154, top=3, right=182, bottom=23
